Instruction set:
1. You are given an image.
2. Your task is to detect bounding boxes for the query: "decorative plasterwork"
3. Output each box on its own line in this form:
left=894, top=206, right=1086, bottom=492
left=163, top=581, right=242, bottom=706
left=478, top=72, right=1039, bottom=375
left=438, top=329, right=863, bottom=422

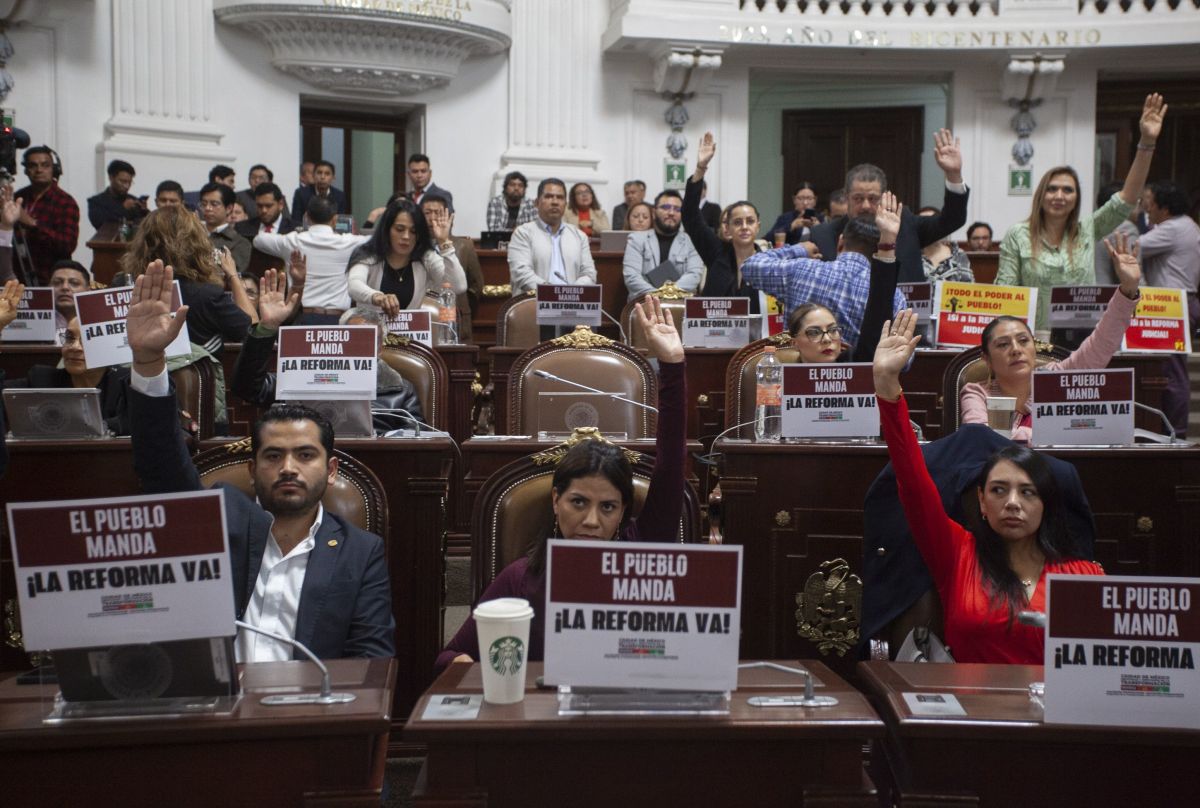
left=214, top=2, right=511, bottom=96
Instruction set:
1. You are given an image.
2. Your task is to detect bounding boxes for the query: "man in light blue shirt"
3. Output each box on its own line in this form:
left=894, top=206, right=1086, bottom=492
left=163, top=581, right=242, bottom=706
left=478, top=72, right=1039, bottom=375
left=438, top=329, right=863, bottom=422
left=508, top=178, right=596, bottom=294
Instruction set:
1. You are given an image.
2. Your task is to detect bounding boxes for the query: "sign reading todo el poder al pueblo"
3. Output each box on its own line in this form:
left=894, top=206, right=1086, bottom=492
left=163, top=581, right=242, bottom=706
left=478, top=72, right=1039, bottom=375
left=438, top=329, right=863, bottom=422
left=276, top=325, right=377, bottom=400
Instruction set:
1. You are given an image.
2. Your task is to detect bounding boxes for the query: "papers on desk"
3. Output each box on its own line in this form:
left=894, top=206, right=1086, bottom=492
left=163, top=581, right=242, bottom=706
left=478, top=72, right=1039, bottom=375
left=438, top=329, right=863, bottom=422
left=1044, top=575, right=1200, bottom=730
left=902, top=692, right=966, bottom=717
left=421, top=694, right=483, bottom=721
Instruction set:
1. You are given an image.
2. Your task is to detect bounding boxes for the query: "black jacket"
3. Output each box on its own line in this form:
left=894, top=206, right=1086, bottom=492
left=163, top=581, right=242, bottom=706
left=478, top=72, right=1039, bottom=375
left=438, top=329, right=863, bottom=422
left=235, top=216, right=297, bottom=240
left=810, top=184, right=969, bottom=284
left=178, top=278, right=252, bottom=355
left=683, top=177, right=770, bottom=314
left=232, top=329, right=424, bottom=432
left=291, top=186, right=348, bottom=226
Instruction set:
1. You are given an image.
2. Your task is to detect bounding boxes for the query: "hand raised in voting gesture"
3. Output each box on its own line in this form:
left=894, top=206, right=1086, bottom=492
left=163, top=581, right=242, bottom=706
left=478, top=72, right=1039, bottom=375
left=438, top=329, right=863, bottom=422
left=258, top=268, right=300, bottom=329
left=872, top=309, right=921, bottom=401
left=696, top=132, right=716, bottom=171
left=1105, top=231, right=1142, bottom=298
left=0, top=279, right=25, bottom=331
left=874, top=191, right=903, bottom=245
left=1139, top=93, right=1167, bottom=143
left=634, top=294, right=684, bottom=365
left=127, top=260, right=189, bottom=372
left=932, top=128, right=963, bottom=184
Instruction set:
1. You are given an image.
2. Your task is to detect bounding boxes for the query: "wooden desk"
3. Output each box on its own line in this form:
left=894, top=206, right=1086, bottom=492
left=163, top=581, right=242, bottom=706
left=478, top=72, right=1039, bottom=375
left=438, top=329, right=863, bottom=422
left=85, top=222, right=128, bottom=284
left=716, top=441, right=1200, bottom=678
left=965, top=250, right=999, bottom=284
left=0, top=437, right=453, bottom=733
left=406, top=660, right=883, bottom=807
left=0, top=658, right=395, bottom=807
left=436, top=343, right=481, bottom=444
left=859, top=661, right=1200, bottom=807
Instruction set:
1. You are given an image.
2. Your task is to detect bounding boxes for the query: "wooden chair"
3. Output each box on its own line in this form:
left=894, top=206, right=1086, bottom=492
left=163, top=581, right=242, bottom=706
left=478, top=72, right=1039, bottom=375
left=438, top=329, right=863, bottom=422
left=618, top=282, right=691, bottom=350
left=469, top=428, right=702, bottom=599
left=940, top=341, right=1070, bottom=434
left=495, top=290, right=539, bottom=348
left=723, top=332, right=802, bottom=439
left=193, top=439, right=388, bottom=539
left=381, top=334, right=449, bottom=430
left=507, top=326, right=656, bottom=438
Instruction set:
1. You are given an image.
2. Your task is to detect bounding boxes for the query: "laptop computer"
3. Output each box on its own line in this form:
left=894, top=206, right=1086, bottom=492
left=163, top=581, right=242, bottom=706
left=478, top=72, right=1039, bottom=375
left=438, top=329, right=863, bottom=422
left=3, top=388, right=108, bottom=439
left=479, top=230, right=513, bottom=249
left=599, top=230, right=633, bottom=253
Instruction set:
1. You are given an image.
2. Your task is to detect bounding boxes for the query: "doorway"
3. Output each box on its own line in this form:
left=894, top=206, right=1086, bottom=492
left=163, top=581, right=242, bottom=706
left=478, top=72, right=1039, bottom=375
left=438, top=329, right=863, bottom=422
left=300, top=107, right=408, bottom=226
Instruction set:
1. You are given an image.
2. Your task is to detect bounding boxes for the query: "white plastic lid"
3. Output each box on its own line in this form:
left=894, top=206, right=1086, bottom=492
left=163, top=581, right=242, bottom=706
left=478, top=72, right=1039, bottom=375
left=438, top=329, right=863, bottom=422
left=473, top=597, right=534, bottom=622
left=986, top=396, right=1017, bottom=410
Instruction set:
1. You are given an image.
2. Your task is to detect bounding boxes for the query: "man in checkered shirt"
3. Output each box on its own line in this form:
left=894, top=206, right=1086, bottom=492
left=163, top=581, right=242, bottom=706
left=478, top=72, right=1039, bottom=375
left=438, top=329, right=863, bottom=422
left=14, top=146, right=80, bottom=284
left=486, top=170, right=536, bottom=231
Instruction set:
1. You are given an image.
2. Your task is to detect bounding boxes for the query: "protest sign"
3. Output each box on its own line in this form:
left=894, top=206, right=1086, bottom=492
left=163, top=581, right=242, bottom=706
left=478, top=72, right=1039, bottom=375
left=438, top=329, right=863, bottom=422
left=780, top=363, right=878, bottom=439
left=896, top=282, right=933, bottom=325
left=7, top=490, right=234, bottom=650
left=544, top=540, right=742, bottom=692
left=1045, top=575, right=1199, bottom=730
left=1121, top=287, right=1192, bottom=354
left=276, top=325, right=377, bottom=400
left=682, top=297, right=750, bottom=348
left=536, top=284, right=602, bottom=328
left=932, top=280, right=1036, bottom=348
left=1048, top=286, right=1113, bottom=330
left=0, top=287, right=56, bottom=343
left=384, top=309, right=433, bottom=346
left=73, top=282, right=191, bottom=368
left=1031, top=368, right=1134, bottom=446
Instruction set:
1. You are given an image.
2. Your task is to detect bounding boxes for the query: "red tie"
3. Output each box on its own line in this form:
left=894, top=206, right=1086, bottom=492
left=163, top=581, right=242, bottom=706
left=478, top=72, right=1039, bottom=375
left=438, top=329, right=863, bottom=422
left=264, top=223, right=273, bottom=233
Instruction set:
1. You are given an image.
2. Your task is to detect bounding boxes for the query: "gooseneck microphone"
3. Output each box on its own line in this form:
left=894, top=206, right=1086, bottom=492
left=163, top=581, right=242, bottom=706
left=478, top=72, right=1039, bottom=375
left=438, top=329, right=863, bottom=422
left=532, top=369, right=659, bottom=413
left=234, top=620, right=356, bottom=705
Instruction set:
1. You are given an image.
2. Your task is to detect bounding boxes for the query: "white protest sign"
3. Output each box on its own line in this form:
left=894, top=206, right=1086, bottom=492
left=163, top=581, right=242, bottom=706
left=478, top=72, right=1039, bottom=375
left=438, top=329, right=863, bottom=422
left=73, top=281, right=191, bottom=368
left=780, top=363, right=879, bottom=439
left=7, top=490, right=234, bottom=650
left=1045, top=575, right=1200, bottom=731
left=1031, top=368, right=1134, bottom=446
left=384, top=309, right=433, bottom=346
left=896, top=282, right=933, bottom=325
left=1048, top=286, right=1113, bottom=330
left=0, top=287, right=57, bottom=342
left=276, top=325, right=377, bottom=400
left=536, top=284, right=602, bottom=327
left=682, top=297, right=750, bottom=348
left=544, top=540, right=742, bottom=692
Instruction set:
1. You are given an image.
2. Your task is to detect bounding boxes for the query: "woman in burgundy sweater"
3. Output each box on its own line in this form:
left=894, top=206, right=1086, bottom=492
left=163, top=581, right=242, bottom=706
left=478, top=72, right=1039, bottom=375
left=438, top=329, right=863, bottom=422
left=436, top=296, right=687, bottom=673
left=873, top=309, right=1103, bottom=664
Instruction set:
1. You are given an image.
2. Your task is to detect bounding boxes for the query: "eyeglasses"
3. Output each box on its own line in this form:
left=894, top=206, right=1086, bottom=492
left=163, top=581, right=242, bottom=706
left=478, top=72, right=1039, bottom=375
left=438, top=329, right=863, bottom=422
left=657, top=204, right=682, bottom=213
left=849, top=194, right=881, bottom=206
left=198, top=200, right=226, bottom=209
left=801, top=325, right=842, bottom=342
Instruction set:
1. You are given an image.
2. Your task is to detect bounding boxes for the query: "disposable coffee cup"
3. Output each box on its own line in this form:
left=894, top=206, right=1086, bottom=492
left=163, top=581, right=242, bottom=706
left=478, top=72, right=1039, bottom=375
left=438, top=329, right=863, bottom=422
left=473, top=597, right=535, bottom=704
left=986, top=396, right=1017, bottom=433
left=773, top=232, right=786, bottom=248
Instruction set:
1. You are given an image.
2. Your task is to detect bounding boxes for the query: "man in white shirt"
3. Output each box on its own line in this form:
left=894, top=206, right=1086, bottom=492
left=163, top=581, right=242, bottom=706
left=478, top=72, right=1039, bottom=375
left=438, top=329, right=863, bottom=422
left=254, top=196, right=369, bottom=324
left=124, top=261, right=394, bottom=661
left=508, top=178, right=596, bottom=294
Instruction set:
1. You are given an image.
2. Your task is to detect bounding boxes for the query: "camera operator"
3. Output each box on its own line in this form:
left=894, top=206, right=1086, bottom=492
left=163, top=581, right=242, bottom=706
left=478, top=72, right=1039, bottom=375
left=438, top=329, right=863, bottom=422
left=14, top=145, right=80, bottom=283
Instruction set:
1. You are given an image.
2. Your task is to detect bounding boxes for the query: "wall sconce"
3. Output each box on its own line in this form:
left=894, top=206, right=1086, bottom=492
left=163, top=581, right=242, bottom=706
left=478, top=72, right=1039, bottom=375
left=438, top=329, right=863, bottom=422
left=1002, top=54, right=1064, bottom=167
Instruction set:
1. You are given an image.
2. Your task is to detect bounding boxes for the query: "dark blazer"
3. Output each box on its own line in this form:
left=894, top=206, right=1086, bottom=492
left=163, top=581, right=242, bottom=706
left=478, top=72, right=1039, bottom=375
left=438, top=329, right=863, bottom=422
left=87, top=189, right=147, bottom=230
left=130, top=386, right=395, bottom=659
left=3, top=365, right=132, bottom=434
left=177, top=278, right=252, bottom=355
left=291, top=186, right=349, bottom=226
left=768, top=210, right=825, bottom=246
left=611, top=202, right=629, bottom=231
left=810, top=185, right=969, bottom=283
left=411, top=182, right=453, bottom=212
left=235, top=216, right=296, bottom=240
left=700, top=201, right=722, bottom=232
left=860, top=424, right=1096, bottom=651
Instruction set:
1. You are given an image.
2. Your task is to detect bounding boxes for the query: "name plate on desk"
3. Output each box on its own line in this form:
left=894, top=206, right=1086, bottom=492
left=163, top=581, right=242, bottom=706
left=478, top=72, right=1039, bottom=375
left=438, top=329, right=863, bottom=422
left=1049, top=286, right=1114, bottom=330
left=1031, top=368, right=1134, bottom=446
left=277, top=325, right=377, bottom=400
left=682, top=297, right=749, bottom=348
left=1121, top=287, right=1192, bottom=354
left=932, top=280, right=1036, bottom=348
left=781, top=363, right=878, bottom=439
left=7, top=490, right=234, bottom=650
left=74, top=282, right=192, bottom=369
left=0, top=287, right=56, bottom=343
left=536, top=284, right=602, bottom=327
left=544, top=540, right=742, bottom=692
left=1045, top=575, right=1200, bottom=730
left=384, top=309, right=432, bottom=346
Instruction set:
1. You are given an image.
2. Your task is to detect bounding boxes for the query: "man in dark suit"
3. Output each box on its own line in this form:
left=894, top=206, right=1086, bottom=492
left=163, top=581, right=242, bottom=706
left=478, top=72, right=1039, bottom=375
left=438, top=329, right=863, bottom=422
left=406, top=152, right=454, bottom=212
left=235, top=182, right=296, bottom=240
left=124, top=261, right=395, bottom=660
left=809, top=129, right=968, bottom=284
left=291, top=160, right=348, bottom=227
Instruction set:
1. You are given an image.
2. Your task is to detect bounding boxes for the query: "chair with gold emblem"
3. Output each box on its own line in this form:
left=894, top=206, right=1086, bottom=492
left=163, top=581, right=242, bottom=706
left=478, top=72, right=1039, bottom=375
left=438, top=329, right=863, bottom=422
left=940, top=341, right=1070, bottom=434
left=495, top=290, right=540, bottom=349
left=469, top=428, right=701, bottom=598
left=507, top=325, right=657, bottom=438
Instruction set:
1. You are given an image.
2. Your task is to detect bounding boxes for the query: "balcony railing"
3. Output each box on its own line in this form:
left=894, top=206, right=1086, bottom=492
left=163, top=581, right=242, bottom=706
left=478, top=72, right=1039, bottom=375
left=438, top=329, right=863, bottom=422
left=734, top=0, right=1199, bottom=16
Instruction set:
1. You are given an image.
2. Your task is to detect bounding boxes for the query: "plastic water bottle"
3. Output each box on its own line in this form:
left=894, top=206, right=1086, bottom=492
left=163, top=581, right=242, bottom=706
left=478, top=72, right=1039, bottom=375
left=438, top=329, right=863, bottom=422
left=754, top=345, right=782, bottom=442
left=437, top=281, right=459, bottom=344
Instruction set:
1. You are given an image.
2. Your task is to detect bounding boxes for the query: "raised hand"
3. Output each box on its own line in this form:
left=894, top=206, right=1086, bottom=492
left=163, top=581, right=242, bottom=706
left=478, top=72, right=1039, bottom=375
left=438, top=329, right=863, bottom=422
left=873, top=309, right=921, bottom=400
left=1139, top=93, right=1167, bottom=143
left=933, top=129, right=963, bottom=183
left=0, top=279, right=25, bottom=331
left=874, top=191, right=903, bottom=244
left=0, top=194, right=21, bottom=230
left=258, top=268, right=300, bottom=329
left=696, top=132, right=716, bottom=170
left=288, top=249, right=308, bottom=289
left=127, top=260, right=189, bottom=369
left=1105, top=231, right=1142, bottom=297
left=219, top=247, right=237, bottom=278
left=427, top=208, right=451, bottom=243
left=634, top=294, right=684, bottom=364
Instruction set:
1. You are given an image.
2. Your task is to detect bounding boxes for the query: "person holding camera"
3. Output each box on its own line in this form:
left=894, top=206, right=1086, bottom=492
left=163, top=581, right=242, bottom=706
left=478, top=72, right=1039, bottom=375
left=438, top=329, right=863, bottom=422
left=14, top=145, right=79, bottom=284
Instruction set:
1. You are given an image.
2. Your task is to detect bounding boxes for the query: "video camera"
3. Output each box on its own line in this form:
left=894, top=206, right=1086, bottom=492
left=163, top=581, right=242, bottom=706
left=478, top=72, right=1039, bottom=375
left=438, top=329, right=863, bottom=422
left=0, top=109, right=32, bottom=182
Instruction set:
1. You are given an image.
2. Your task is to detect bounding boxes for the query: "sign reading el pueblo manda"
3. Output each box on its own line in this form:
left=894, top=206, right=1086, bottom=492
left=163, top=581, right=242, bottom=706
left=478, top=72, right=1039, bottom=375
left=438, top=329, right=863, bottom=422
left=384, top=309, right=433, bottom=346
left=0, top=287, right=56, bottom=342
left=73, top=282, right=192, bottom=368
left=1031, top=367, right=1134, bottom=446
left=276, top=325, right=377, bottom=400
left=682, top=297, right=750, bottom=348
left=536, top=284, right=602, bottom=327
left=780, top=363, right=878, bottom=439
left=544, top=540, right=742, bottom=692
left=1048, top=286, right=1114, bottom=330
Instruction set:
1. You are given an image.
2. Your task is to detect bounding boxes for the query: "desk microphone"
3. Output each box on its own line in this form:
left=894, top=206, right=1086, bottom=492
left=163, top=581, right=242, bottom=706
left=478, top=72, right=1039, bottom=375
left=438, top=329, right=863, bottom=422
left=371, top=406, right=425, bottom=436
left=234, top=620, right=356, bottom=705
left=1132, top=402, right=1181, bottom=443
left=599, top=309, right=629, bottom=343
left=532, top=369, right=659, bottom=413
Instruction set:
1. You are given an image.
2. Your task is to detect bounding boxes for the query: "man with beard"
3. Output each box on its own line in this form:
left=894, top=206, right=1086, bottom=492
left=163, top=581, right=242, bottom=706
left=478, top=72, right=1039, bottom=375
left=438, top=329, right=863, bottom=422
left=485, top=170, right=536, bottom=231
left=125, top=260, right=395, bottom=661
left=622, top=189, right=704, bottom=297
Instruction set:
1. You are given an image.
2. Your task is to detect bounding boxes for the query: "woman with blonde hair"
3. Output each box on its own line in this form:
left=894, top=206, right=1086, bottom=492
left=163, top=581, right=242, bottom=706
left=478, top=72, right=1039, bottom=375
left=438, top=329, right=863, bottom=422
left=120, top=205, right=255, bottom=355
left=996, top=93, right=1165, bottom=335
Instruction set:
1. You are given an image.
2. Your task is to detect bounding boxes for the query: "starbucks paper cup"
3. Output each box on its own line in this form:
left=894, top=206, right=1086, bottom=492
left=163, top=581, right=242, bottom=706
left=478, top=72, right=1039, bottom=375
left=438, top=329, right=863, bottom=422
left=473, top=597, right=534, bottom=704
